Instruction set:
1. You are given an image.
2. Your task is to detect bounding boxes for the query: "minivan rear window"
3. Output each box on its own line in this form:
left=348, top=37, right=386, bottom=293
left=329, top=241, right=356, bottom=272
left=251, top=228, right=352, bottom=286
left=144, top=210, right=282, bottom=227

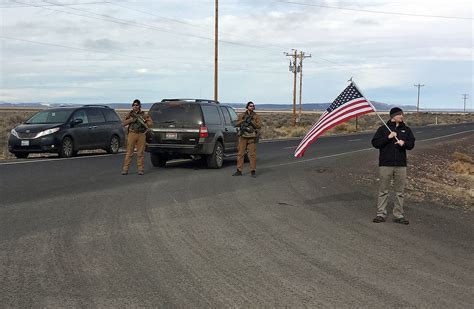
left=150, top=102, right=202, bottom=127
left=26, top=109, right=73, bottom=124
left=102, top=108, right=121, bottom=122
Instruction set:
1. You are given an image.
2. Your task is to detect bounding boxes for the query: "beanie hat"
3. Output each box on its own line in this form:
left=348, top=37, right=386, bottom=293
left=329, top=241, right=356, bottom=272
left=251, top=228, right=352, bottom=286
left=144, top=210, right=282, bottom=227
left=389, top=107, right=403, bottom=118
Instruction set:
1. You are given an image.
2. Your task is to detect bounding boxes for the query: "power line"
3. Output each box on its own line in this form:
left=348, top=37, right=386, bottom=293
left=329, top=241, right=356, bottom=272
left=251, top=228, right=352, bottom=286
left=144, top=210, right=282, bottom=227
left=9, top=0, right=353, bottom=70
left=32, top=0, right=283, bottom=50
left=279, top=1, right=473, bottom=20
left=0, top=35, right=157, bottom=61
left=0, top=1, right=107, bottom=8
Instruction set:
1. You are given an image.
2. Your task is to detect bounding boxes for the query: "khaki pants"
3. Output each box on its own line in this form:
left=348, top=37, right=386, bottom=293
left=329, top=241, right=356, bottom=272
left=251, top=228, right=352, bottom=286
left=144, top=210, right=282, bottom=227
left=376, top=166, right=407, bottom=219
left=122, top=132, right=146, bottom=172
left=237, top=137, right=257, bottom=172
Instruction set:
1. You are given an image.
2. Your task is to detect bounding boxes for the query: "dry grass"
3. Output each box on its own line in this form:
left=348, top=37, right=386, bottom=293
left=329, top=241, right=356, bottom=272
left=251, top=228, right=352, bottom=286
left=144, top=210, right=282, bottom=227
left=450, top=152, right=474, bottom=175
left=1, top=108, right=473, bottom=160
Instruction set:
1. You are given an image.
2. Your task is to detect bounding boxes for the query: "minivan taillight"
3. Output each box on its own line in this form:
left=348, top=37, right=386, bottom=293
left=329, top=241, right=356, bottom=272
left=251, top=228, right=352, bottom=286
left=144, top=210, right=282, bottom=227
left=199, top=126, right=208, bottom=138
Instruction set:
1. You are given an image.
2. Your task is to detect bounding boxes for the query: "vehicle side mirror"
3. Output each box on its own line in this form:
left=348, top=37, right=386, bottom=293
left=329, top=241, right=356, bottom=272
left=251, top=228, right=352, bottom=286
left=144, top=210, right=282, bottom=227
left=72, top=118, right=83, bottom=126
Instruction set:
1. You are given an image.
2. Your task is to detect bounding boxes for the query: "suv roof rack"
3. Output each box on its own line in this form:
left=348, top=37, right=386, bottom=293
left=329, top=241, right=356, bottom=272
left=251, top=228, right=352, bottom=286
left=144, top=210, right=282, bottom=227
left=81, top=104, right=110, bottom=108
left=160, top=98, right=219, bottom=104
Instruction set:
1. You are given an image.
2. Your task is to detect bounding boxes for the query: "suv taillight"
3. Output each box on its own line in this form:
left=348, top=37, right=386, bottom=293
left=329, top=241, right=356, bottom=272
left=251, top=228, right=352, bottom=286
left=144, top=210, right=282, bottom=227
left=199, top=126, right=208, bottom=138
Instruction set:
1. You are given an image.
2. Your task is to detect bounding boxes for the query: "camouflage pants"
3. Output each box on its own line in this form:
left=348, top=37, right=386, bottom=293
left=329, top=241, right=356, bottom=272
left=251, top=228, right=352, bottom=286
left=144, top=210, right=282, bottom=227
left=122, top=132, right=146, bottom=172
left=237, top=137, right=257, bottom=172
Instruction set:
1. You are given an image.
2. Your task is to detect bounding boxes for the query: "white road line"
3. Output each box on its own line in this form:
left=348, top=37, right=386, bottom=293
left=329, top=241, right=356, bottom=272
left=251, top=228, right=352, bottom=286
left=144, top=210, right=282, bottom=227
left=348, top=139, right=361, bottom=142
left=415, top=131, right=423, bottom=133
left=267, top=148, right=374, bottom=168
left=2, top=129, right=472, bottom=167
left=283, top=146, right=297, bottom=149
left=417, top=130, right=473, bottom=143
left=267, top=129, right=474, bottom=169
left=0, top=153, right=124, bottom=166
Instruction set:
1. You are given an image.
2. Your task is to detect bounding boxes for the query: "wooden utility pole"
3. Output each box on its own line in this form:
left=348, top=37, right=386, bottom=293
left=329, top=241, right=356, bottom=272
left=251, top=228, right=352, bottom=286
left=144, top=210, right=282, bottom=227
left=414, top=83, right=424, bottom=113
left=298, top=51, right=311, bottom=125
left=214, top=0, right=218, bottom=102
left=462, top=93, right=469, bottom=113
left=285, top=50, right=298, bottom=126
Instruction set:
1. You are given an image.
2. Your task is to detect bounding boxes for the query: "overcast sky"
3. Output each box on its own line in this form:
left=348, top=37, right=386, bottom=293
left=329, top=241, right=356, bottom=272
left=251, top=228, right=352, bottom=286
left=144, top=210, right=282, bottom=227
left=0, top=0, right=472, bottom=109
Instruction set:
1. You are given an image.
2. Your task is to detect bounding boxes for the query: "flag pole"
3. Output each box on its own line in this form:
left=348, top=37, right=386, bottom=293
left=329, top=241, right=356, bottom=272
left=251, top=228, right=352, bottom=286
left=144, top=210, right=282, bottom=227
left=350, top=79, right=398, bottom=139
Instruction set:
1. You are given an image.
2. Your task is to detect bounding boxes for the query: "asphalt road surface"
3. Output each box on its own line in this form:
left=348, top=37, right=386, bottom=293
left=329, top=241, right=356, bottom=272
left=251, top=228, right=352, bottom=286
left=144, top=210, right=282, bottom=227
left=1, top=123, right=473, bottom=307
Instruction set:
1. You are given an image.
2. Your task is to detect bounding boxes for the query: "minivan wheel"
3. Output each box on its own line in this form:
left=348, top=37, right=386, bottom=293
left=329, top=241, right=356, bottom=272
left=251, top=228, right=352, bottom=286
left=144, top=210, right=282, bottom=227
left=206, top=141, right=224, bottom=169
left=151, top=153, right=168, bottom=167
left=106, top=135, right=120, bottom=154
left=14, top=152, right=29, bottom=159
left=59, top=136, right=74, bottom=158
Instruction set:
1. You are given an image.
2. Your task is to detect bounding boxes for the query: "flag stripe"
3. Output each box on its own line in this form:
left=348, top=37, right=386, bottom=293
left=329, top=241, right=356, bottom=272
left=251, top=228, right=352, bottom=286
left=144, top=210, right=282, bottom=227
left=297, top=99, right=370, bottom=147
left=294, top=82, right=375, bottom=157
left=294, top=107, right=373, bottom=157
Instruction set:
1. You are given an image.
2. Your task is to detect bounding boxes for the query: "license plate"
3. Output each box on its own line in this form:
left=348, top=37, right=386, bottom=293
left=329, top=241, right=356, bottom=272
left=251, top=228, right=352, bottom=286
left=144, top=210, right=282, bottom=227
left=165, top=132, right=178, bottom=139
left=21, top=140, right=30, bottom=146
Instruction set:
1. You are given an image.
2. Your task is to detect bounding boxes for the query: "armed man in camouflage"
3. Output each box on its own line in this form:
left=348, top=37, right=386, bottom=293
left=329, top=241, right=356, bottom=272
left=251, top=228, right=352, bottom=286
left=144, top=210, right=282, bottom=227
left=121, top=99, right=152, bottom=175
left=232, top=101, right=262, bottom=178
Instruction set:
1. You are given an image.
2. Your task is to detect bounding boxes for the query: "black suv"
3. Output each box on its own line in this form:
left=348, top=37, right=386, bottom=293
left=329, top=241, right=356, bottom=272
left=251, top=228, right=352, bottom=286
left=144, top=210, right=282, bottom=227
left=146, top=99, right=239, bottom=168
left=8, top=105, right=125, bottom=158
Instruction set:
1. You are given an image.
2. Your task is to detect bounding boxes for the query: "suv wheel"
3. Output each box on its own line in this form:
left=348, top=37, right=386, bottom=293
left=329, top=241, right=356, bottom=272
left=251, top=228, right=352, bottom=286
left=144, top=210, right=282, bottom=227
left=59, top=136, right=74, bottom=158
left=206, top=141, right=224, bottom=169
left=151, top=153, right=168, bottom=167
left=106, top=135, right=120, bottom=154
left=14, top=152, right=29, bottom=159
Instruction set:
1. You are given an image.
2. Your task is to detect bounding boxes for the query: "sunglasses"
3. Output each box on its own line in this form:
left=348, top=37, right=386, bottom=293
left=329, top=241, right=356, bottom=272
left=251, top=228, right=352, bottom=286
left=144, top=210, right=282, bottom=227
left=132, top=104, right=140, bottom=107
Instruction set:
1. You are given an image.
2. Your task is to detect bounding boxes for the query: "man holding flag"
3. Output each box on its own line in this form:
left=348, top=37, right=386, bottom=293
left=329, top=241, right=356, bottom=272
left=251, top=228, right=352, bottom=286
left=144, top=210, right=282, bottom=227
left=294, top=80, right=415, bottom=224
left=372, top=107, right=415, bottom=225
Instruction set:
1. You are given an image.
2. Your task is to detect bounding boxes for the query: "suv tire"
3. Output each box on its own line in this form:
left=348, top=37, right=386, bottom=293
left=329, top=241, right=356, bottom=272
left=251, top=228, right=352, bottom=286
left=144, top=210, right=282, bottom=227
left=151, top=153, right=168, bottom=167
left=206, top=141, right=224, bottom=169
left=106, top=135, right=120, bottom=154
left=59, top=136, right=74, bottom=158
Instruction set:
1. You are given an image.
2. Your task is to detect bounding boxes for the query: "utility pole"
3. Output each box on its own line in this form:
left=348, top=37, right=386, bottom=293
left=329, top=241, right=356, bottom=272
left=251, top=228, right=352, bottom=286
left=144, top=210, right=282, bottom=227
left=462, top=93, right=469, bottom=113
left=414, top=83, right=424, bottom=113
left=285, top=49, right=298, bottom=126
left=214, top=0, right=218, bottom=102
left=298, top=51, right=311, bottom=125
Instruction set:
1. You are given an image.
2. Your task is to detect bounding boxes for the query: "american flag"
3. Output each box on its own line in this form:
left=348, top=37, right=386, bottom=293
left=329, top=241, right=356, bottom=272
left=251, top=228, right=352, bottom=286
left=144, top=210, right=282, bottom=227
left=294, top=82, right=375, bottom=158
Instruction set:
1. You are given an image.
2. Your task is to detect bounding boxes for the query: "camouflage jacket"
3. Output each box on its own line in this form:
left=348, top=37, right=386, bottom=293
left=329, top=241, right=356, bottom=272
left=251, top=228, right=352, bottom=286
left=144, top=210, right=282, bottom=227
left=125, top=110, right=152, bottom=133
left=235, top=111, right=262, bottom=138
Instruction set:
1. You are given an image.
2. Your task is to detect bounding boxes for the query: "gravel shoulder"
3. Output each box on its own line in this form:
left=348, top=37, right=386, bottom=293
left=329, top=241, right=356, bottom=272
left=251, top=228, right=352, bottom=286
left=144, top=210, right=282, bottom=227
left=355, top=132, right=473, bottom=211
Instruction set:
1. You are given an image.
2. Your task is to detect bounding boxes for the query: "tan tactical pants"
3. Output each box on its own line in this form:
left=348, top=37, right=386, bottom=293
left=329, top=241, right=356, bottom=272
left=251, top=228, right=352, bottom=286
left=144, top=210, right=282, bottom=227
left=122, top=132, right=146, bottom=172
left=237, top=137, right=257, bottom=172
left=376, top=166, right=407, bottom=219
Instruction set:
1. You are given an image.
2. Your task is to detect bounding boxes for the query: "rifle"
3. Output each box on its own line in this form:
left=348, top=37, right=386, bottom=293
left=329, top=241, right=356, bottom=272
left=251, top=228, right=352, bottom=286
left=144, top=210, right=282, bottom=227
left=130, top=111, right=148, bottom=129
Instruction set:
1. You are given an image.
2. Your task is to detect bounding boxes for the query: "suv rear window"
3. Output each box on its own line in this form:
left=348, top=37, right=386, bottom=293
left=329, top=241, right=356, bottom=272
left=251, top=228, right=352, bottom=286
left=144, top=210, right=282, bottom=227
left=201, top=105, right=222, bottom=125
left=150, top=102, right=203, bottom=127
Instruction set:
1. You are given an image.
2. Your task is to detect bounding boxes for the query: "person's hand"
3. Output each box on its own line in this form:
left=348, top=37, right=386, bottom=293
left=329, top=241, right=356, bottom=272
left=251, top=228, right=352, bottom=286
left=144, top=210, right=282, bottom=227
left=395, top=139, right=405, bottom=146
left=388, top=131, right=397, bottom=139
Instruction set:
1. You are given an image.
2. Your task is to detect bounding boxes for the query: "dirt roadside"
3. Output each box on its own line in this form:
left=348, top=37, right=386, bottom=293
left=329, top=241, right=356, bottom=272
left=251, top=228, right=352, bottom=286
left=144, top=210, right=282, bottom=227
left=356, top=133, right=473, bottom=211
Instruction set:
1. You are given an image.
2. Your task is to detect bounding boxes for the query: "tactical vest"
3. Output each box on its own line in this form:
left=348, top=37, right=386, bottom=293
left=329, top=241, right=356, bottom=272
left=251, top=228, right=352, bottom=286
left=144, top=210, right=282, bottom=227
left=128, top=111, right=148, bottom=133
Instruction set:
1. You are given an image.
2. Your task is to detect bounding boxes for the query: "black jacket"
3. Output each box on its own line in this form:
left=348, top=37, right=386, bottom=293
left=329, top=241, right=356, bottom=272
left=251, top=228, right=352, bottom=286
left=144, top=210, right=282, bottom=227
left=371, top=121, right=415, bottom=166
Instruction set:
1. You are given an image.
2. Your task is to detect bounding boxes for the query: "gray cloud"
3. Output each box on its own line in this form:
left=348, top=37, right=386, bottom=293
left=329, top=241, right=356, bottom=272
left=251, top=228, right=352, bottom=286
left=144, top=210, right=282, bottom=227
left=83, top=38, right=125, bottom=51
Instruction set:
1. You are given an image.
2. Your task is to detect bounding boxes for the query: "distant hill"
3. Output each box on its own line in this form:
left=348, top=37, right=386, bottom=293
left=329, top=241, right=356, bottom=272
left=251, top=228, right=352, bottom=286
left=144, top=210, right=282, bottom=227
left=226, top=101, right=418, bottom=111
left=0, top=101, right=418, bottom=111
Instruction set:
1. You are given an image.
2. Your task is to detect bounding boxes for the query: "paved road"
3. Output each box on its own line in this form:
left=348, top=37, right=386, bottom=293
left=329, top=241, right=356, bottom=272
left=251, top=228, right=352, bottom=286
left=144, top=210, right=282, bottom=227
left=1, top=123, right=473, bottom=307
